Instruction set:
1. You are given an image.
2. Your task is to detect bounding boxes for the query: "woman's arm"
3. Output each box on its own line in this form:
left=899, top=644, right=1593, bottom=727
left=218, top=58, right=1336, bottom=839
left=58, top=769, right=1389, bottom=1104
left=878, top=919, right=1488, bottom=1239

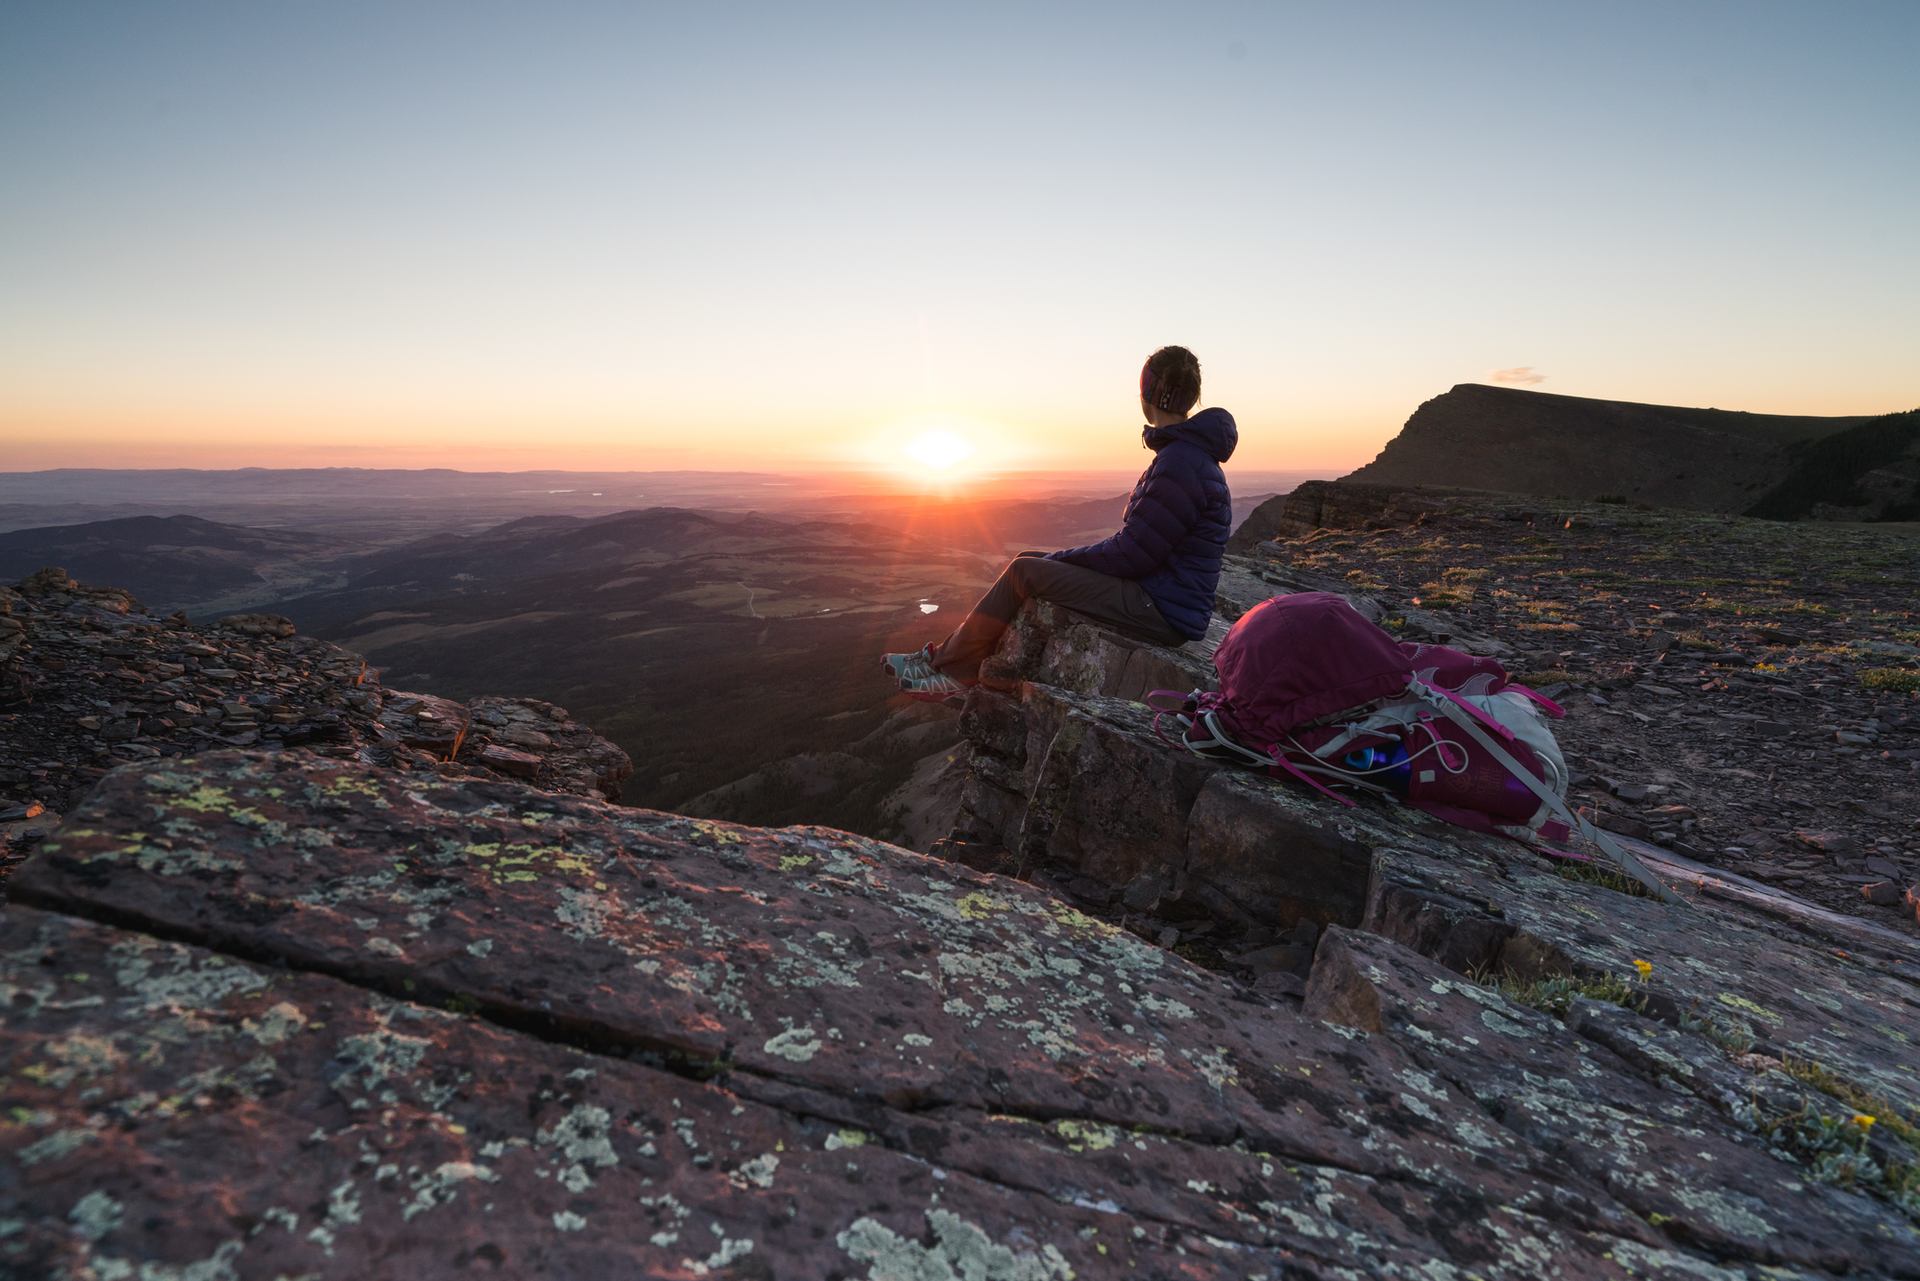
left=1047, top=460, right=1200, bottom=579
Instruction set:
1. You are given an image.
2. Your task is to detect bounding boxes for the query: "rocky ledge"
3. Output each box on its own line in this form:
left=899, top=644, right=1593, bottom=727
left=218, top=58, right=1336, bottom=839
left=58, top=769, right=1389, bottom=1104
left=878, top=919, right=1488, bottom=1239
left=3, top=600, right=1919, bottom=1277
left=1225, top=487, right=1920, bottom=926
left=4, top=743, right=1915, bottom=1280
left=930, top=584, right=1920, bottom=1272
left=0, top=567, right=632, bottom=876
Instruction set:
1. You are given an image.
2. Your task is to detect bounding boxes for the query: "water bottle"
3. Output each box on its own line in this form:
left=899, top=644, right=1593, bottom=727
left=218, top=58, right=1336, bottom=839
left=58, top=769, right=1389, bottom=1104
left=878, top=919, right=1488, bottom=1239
left=1341, top=742, right=1412, bottom=793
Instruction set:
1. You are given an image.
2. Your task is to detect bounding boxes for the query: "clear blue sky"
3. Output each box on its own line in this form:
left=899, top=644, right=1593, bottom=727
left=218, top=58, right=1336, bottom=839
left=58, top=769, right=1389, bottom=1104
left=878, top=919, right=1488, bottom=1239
left=2, top=0, right=1915, bottom=473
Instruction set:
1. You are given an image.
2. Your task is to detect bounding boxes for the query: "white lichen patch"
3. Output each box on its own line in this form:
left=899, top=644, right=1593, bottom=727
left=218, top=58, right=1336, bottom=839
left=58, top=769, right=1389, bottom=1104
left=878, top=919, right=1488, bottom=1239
left=20, top=1126, right=96, bottom=1166
left=684, top=1226, right=755, bottom=1277
left=67, top=1190, right=122, bottom=1243
left=727, top=1153, right=779, bottom=1190
left=329, top=1026, right=432, bottom=1098
left=108, top=939, right=267, bottom=1014
left=640, top=1192, right=692, bottom=1247
left=1665, top=1185, right=1778, bottom=1242
left=536, top=1104, right=620, bottom=1192
left=554, top=884, right=617, bottom=941
left=1396, top=1091, right=1443, bottom=1125
left=770, top=931, right=866, bottom=990
left=1399, top=1068, right=1447, bottom=1101
left=1604, top=1238, right=1754, bottom=1279
left=81, top=1240, right=245, bottom=1281
left=1000, top=1007, right=1083, bottom=1061
left=26, top=1032, right=125, bottom=1088
left=1182, top=1045, right=1239, bottom=1090
left=401, top=1161, right=497, bottom=1221
left=840, top=1209, right=1075, bottom=1280
left=1479, top=1008, right=1532, bottom=1038
left=763, top=1025, right=823, bottom=1062
left=1137, top=992, right=1195, bottom=1020
left=242, top=1001, right=308, bottom=1046
left=305, top=1179, right=363, bottom=1256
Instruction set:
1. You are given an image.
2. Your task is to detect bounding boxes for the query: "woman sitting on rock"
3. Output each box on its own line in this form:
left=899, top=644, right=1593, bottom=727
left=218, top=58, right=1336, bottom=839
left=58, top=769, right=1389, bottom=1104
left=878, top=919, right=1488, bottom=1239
left=884, top=346, right=1236, bottom=703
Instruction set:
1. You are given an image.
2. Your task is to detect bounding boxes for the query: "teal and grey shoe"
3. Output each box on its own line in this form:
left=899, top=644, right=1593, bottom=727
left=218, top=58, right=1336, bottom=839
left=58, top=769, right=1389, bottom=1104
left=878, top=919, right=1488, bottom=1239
left=899, top=668, right=973, bottom=706
left=882, top=644, right=939, bottom=683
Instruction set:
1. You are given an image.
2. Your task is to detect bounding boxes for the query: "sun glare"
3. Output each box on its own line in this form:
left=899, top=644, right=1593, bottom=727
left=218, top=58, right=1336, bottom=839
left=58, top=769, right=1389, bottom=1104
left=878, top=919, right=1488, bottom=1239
left=855, top=416, right=1012, bottom=491
left=903, top=429, right=976, bottom=472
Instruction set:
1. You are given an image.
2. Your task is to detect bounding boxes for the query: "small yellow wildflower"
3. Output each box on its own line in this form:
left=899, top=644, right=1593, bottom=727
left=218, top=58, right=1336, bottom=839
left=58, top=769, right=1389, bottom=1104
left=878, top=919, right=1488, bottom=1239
left=1631, top=959, right=1653, bottom=981
left=1853, top=1114, right=1877, bottom=1131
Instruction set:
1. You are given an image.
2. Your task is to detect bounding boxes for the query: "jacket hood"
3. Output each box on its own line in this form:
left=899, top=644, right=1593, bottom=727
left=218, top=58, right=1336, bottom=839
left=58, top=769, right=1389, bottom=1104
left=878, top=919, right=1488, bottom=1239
left=1143, top=407, right=1237, bottom=464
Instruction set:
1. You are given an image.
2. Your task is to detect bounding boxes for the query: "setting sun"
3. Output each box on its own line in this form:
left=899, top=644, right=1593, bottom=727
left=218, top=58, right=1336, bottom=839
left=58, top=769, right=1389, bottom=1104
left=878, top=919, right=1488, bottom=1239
left=903, top=429, right=976, bottom=471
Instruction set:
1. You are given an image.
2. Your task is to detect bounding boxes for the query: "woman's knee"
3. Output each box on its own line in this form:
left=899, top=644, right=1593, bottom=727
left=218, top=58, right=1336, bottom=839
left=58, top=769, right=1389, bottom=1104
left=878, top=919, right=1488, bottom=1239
left=1006, top=555, right=1044, bottom=590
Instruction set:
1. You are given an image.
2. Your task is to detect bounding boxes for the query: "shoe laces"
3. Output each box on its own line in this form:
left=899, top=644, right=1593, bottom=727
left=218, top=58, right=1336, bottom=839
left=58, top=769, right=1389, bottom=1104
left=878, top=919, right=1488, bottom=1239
left=899, top=644, right=939, bottom=680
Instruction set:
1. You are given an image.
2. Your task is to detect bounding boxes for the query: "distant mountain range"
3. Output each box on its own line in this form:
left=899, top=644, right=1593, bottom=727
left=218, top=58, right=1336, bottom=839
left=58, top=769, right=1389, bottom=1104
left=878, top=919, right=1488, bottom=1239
left=1345, top=384, right=1920, bottom=519
left=0, top=465, right=1315, bottom=542
left=0, top=487, right=1282, bottom=615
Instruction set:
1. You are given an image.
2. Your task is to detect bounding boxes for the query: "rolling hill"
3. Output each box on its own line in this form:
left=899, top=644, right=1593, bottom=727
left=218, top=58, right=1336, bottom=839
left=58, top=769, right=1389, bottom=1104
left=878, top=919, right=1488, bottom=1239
left=0, top=513, right=360, bottom=613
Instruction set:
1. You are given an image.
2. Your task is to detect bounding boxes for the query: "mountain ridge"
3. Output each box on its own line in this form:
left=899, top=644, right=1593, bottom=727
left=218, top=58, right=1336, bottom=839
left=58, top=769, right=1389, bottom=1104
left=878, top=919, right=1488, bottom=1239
left=1344, top=382, right=1920, bottom=518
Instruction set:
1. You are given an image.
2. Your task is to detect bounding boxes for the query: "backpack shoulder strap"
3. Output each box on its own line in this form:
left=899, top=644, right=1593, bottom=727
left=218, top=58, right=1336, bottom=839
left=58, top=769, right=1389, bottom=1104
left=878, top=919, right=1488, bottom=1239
left=1410, top=681, right=1685, bottom=907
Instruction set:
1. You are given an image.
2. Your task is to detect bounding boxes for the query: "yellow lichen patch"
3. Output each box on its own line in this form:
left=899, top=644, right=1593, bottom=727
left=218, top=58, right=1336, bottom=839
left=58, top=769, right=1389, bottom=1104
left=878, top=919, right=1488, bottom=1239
left=1047, top=902, right=1111, bottom=935
left=1053, top=1119, right=1120, bottom=1152
left=1714, top=993, right=1781, bottom=1024
left=778, top=853, right=815, bottom=872
left=324, top=775, right=384, bottom=799
left=176, top=785, right=235, bottom=814
left=954, top=892, right=1003, bottom=921
left=463, top=842, right=591, bottom=886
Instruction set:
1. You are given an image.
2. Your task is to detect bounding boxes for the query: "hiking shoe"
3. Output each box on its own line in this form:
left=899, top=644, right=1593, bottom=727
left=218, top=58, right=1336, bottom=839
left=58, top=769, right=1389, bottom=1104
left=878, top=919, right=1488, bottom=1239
left=882, top=644, right=939, bottom=683
left=898, top=668, right=974, bottom=706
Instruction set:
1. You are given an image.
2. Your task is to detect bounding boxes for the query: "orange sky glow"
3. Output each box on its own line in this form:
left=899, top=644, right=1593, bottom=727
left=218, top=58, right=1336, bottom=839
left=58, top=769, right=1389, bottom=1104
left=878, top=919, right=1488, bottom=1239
left=3, top=5, right=1916, bottom=479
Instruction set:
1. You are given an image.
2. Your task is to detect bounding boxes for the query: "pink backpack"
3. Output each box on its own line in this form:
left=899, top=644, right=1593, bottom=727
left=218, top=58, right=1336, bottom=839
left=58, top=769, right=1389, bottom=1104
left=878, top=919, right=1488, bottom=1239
left=1150, top=592, right=1679, bottom=904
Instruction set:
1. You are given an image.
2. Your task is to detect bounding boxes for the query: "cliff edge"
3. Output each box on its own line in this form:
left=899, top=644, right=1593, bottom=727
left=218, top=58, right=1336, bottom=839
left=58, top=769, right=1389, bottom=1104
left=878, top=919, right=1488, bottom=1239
left=0, top=566, right=631, bottom=877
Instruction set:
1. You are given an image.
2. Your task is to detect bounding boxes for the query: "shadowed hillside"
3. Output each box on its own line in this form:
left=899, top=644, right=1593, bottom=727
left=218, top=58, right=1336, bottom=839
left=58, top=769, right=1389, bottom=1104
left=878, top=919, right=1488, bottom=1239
left=273, top=507, right=992, bottom=838
left=1747, top=407, right=1920, bottom=521
left=1345, top=384, right=1919, bottom=518
left=0, top=514, right=359, bottom=613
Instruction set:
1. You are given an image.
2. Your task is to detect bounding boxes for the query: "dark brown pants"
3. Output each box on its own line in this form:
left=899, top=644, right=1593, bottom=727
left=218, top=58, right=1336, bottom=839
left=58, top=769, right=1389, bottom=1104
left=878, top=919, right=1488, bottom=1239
left=933, top=552, right=1183, bottom=679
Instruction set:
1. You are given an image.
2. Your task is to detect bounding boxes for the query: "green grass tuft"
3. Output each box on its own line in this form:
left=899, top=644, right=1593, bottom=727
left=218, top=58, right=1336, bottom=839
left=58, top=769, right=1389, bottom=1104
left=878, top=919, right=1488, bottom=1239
left=1494, top=970, right=1647, bottom=1017
left=1553, top=859, right=1658, bottom=899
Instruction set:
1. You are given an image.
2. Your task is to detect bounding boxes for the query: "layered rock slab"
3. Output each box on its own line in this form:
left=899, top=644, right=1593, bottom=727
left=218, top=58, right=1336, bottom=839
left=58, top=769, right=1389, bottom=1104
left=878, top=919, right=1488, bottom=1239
left=1304, top=925, right=1920, bottom=1275
left=0, top=906, right=1165, bottom=1280
left=5, top=751, right=1798, bottom=1279
left=949, top=609, right=1920, bottom=1129
left=939, top=609, right=1920, bottom=1271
